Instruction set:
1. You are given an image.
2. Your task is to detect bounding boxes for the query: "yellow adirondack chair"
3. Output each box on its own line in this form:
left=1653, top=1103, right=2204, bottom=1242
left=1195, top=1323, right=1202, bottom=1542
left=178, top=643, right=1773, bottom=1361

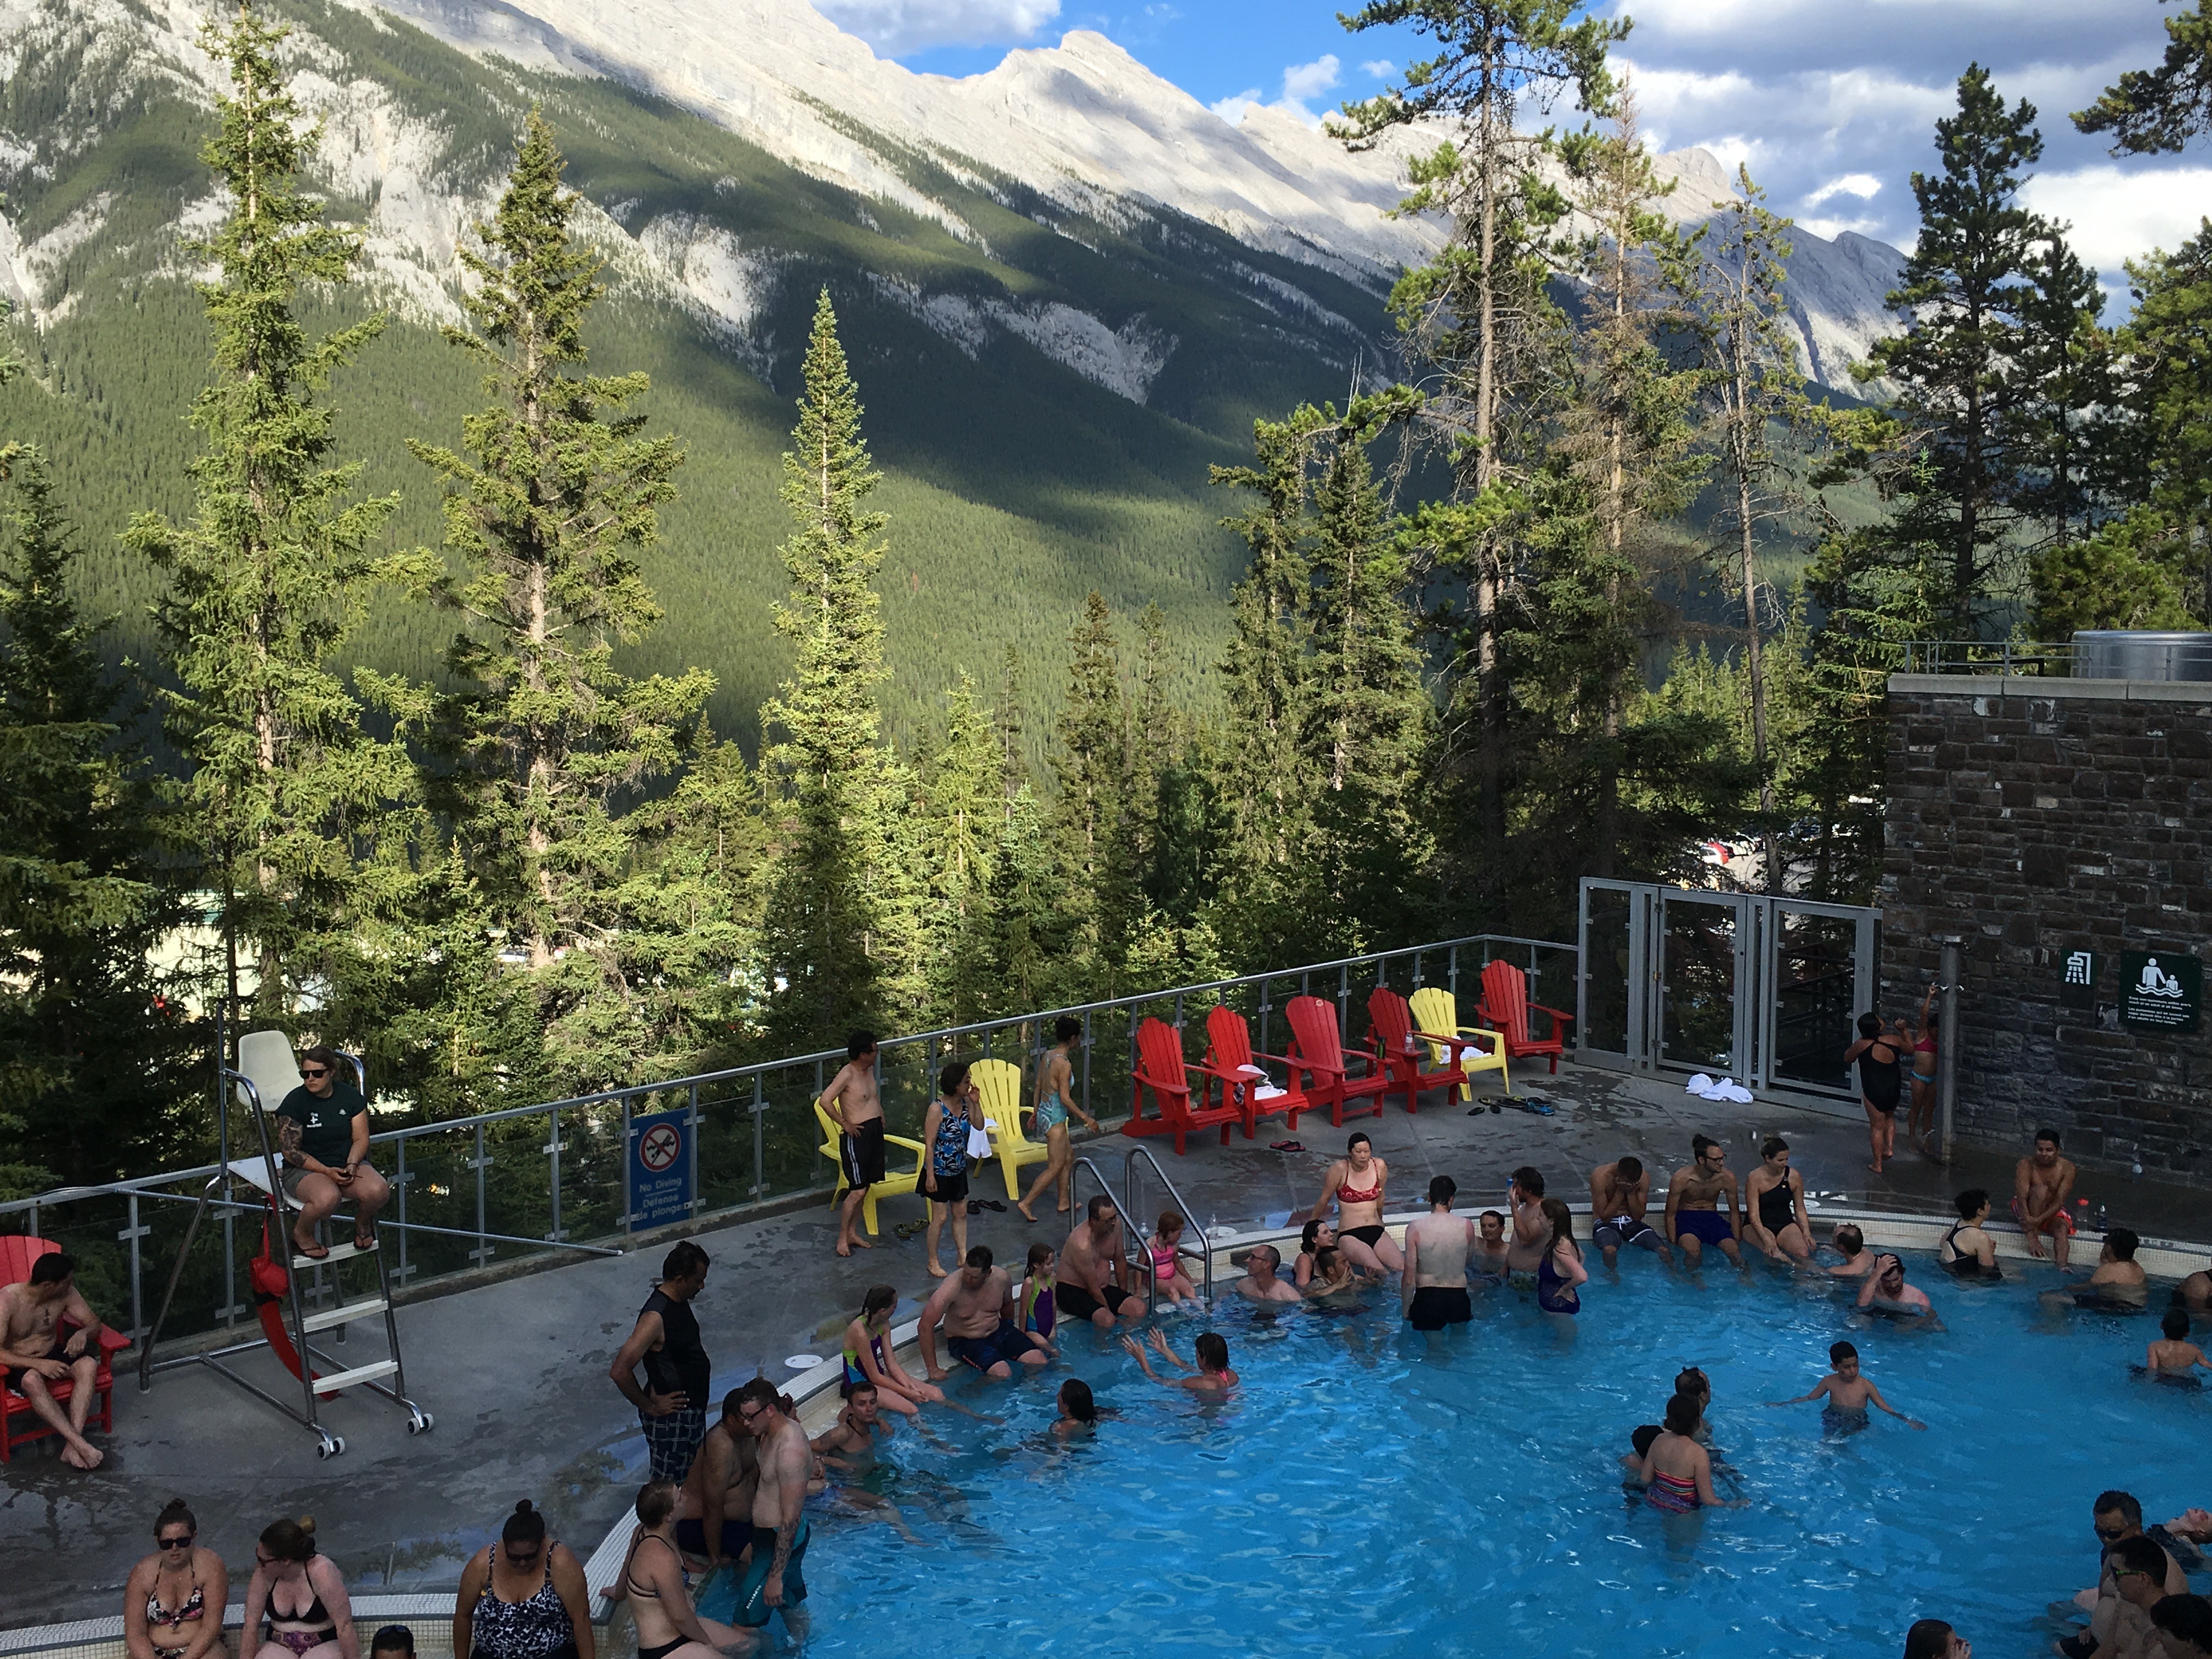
left=814, top=1101, right=927, bottom=1236
left=1408, top=986, right=1510, bottom=1102
left=970, top=1057, right=1051, bottom=1200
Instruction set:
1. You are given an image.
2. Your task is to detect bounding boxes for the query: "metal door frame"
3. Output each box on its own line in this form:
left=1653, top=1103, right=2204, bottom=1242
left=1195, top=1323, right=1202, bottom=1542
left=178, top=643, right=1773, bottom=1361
left=1576, top=878, right=1652, bottom=1076
left=1656, top=887, right=1754, bottom=1083
left=1754, top=895, right=1880, bottom=1106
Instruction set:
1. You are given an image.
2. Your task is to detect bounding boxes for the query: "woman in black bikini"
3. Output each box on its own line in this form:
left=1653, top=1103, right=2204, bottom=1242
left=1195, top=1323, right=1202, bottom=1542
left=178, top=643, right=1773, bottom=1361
left=242, top=1518, right=355, bottom=1659
left=453, top=1500, right=595, bottom=1659
left=1306, top=1132, right=1404, bottom=1276
left=125, top=1499, right=228, bottom=1659
left=616, top=1480, right=748, bottom=1659
left=1843, top=1012, right=1904, bottom=1174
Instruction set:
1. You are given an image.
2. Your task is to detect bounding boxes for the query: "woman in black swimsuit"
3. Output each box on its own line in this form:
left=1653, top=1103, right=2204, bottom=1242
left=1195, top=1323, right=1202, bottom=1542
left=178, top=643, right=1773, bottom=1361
left=1937, top=1189, right=2002, bottom=1279
left=453, top=1500, right=595, bottom=1659
left=615, top=1481, right=743, bottom=1659
left=1843, top=1012, right=1904, bottom=1174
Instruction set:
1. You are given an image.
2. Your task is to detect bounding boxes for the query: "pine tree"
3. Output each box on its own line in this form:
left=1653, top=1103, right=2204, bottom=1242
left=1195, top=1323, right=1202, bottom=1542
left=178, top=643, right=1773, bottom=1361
left=923, top=672, right=1003, bottom=1028
left=123, top=2, right=403, bottom=1025
left=2074, top=0, right=2212, bottom=154
left=0, top=448, right=195, bottom=1188
left=1050, top=592, right=1129, bottom=986
left=758, top=290, right=891, bottom=1044
left=982, top=785, right=1067, bottom=1016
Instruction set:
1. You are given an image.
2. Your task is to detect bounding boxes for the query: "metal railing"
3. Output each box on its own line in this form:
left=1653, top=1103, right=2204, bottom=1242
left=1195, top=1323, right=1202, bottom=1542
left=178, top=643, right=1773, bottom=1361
left=0, top=932, right=1572, bottom=1353
left=1121, top=1144, right=1216, bottom=1307
left=1900, top=640, right=2075, bottom=676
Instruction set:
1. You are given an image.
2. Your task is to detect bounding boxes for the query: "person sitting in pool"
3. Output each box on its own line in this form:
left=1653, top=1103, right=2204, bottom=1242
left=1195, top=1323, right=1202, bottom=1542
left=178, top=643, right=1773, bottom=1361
left=1903, top=1620, right=1971, bottom=1659
left=1051, top=1378, right=1099, bottom=1441
left=1402, top=1175, right=1477, bottom=1331
left=1294, top=1220, right=1379, bottom=1290
left=1637, top=1392, right=1725, bottom=1513
left=840, top=1285, right=944, bottom=1418
left=1827, top=1223, right=1878, bottom=1278
left=2045, top=1230, right=2151, bottom=1315
left=1305, top=1133, right=1404, bottom=1276
left=2143, top=1308, right=2211, bottom=1383
left=1057, top=1196, right=1148, bottom=1329
left=1742, top=1137, right=1814, bottom=1266
left=1121, top=1329, right=1238, bottom=1396
left=2015, top=1128, right=2079, bottom=1272
left=1938, top=1190, right=2001, bottom=1279
left=678, top=1391, right=759, bottom=1568
left=1589, top=1155, right=1672, bottom=1268
left=2059, top=1490, right=2193, bottom=1653
left=2180, top=1269, right=2212, bottom=1311
left=2151, top=1594, right=2212, bottom=1659
left=2097, top=1534, right=2182, bottom=1659
left=1146, top=1211, right=1201, bottom=1311
left=810, top=1383, right=893, bottom=1468
left=919, top=1246, right=1052, bottom=1381
left=1535, top=1198, right=1588, bottom=1314
left=1234, top=1245, right=1303, bottom=1305
left=1768, top=1339, right=1924, bottom=1435
left=1304, top=1245, right=1359, bottom=1298
left=1664, top=1135, right=1745, bottom=1269
left=1018, top=1244, right=1057, bottom=1341
left=1504, top=1167, right=1549, bottom=1274
left=1474, top=1211, right=1511, bottom=1278
left=1857, top=1254, right=1938, bottom=1321
left=1627, top=1369, right=1716, bottom=1472
left=614, top=1480, right=749, bottom=1659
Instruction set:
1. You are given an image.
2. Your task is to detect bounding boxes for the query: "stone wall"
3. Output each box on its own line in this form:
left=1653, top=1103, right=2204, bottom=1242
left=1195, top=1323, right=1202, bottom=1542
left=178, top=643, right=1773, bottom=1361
left=1882, top=674, right=2211, bottom=1181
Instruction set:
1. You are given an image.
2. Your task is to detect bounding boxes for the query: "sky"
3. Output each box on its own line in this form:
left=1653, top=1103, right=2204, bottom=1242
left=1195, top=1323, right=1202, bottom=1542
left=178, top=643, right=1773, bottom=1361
left=806, top=0, right=2212, bottom=302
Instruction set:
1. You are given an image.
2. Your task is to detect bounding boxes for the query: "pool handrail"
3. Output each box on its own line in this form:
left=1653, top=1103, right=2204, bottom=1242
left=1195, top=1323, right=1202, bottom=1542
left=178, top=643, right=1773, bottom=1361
left=1120, top=1144, right=1215, bottom=1307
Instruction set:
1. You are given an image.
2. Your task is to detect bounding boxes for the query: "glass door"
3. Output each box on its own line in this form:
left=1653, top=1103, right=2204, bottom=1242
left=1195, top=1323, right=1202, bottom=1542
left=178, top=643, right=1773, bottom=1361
left=1576, top=880, right=1647, bottom=1069
left=1657, top=891, right=1749, bottom=1077
left=1757, top=899, right=1878, bottom=1101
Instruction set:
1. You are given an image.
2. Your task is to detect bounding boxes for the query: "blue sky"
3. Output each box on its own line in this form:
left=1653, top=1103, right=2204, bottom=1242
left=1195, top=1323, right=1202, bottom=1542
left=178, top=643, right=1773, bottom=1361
left=809, top=0, right=2212, bottom=293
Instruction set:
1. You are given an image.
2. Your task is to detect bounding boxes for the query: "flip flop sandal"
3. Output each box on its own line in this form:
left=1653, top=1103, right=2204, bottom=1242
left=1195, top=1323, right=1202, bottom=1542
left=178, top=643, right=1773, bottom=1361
left=294, top=1239, right=330, bottom=1260
left=1269, top=1140, right=1306, bottom=1152
left=979, top=1199, right=1007, bottom=1212
left=894, top=1220, right=924, bottom=1240
left=967, top=1200, right=985, bottom=1215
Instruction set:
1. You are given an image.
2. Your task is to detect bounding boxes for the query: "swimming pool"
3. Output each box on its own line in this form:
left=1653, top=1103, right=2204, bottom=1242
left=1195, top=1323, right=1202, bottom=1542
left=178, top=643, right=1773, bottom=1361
left=700, top=1256, right=2210, bottom=1657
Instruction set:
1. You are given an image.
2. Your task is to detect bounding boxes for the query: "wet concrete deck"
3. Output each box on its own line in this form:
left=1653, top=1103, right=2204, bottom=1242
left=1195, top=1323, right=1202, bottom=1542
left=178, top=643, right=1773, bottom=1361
left=5, top=1060, right=2202, bottom=1629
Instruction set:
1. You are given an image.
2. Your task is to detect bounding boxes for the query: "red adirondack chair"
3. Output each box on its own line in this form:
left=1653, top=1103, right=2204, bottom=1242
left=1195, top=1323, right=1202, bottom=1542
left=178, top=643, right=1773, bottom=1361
left=1475, top=959, right=1575, bottom=1074
left=1124, top=1017, right=1243, bottom=1155
left=1, top=1234, right=132, bottom=1463
left=1365, top=986, right=1474, bottom=1114
left=1193, top=1003, right=1306, bottom=1137
left=1283, top=996, right=1391, bottom=1127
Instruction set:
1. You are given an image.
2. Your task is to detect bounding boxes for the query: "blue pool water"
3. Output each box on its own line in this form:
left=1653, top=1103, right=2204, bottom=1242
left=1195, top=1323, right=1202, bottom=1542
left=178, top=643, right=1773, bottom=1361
left=699, top=1256, right=2210, bottom=1657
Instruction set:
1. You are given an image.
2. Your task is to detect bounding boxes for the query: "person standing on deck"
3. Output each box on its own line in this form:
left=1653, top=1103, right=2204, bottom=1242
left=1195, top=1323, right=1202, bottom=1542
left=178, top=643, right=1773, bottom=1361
left=819, top=1032, right=885, bottom=1260
left=609, top=1243, right=713, bottom=1486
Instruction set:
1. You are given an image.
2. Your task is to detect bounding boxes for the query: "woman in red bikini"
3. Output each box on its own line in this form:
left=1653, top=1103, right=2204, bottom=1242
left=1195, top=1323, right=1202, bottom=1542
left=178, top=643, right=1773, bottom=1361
left=242, top=1517, right=355, bottom=1659
left=125, top=1499, right=228, bottom=1659
left=1306, top=1132, right=1404, bottom=1276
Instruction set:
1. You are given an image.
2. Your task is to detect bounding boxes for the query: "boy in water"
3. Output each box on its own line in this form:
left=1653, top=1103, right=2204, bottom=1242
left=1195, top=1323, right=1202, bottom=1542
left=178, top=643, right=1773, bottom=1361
left=2146, top=1308, right=2212, bottom=1383
left=1767, top=1340, right=1925, bottom=1436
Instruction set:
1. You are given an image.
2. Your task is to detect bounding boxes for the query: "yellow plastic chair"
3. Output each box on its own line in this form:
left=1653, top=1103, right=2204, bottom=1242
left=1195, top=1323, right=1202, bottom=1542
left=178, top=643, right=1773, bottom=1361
left=814, top=1101, right=927, bottom=1236
left=1408, top=986, right=1510, bottom=1102
left=970, top=1057, right=1052, bottom=1200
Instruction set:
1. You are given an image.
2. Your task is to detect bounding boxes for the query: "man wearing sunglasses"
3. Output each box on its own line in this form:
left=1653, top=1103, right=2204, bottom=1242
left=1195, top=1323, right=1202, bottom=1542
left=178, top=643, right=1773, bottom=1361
left=273, top=1045, right=389, bottom=1260
left=2059, top=1491, right=2190, bottom=1659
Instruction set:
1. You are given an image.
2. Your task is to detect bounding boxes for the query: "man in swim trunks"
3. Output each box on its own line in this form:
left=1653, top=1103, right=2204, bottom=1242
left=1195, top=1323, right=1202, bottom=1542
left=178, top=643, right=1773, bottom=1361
left=2013, top=1128, right=2078, bottom=1270
left=1741, top=1137, right=1813, bottom=1265
left=820, top=1031, right=885, bottom=1259
left=1402, top=1175, right=1476, bottom=1330
left=2045, top=1227, right=2149, bottom=1312
left=609, top=1241, right=714, bottom=1485
left=1589, top=1156, right=1672, bottom=1268
left=1234, top=1245, right=1303, bottom=1304
left=811, top=1382, right=894, bottom=1465
left=1057, top=1195, right=1147, bottom=1329
left=677, top=1390, right=758, bottom=1568
left=1664, top=1135, right=1745, bottom=1269
left=1826, top=1222, right=1876, bottom=1278
left=1473, top=1211, right=1511, bottom=1278
left=918, top=1245, right=1050, bottom=1380
left=1505, top=1167, right=1549, bottom=1274
left=732, top=1376, right=812, bottom=1645
left=0, top=1251, right=108, bottom=1469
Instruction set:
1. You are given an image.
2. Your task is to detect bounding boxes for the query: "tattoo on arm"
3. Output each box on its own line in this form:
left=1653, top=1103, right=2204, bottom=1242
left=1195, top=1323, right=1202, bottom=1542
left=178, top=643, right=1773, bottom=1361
left=278, top=1117, right=302, bottom=1161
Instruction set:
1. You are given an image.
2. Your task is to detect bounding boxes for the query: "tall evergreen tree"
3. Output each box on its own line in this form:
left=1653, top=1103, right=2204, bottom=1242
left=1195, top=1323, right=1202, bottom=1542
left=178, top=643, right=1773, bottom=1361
left=758, top=290, right=891, bottom=1043
left=124, top=2, right=402, bottom=1026
left=2074, top=0, right=2212, bottom=154
left=0, top=449, right=194, bottom=1187
left=923, top=672, right=1003, bottom=1028
left=1051, top=592, right=1130, bottom=985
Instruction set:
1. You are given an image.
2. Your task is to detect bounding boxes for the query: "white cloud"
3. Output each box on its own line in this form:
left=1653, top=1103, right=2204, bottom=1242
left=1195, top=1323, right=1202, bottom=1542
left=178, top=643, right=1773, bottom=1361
left=1803, top=172, right=1882, bottom=207
left=810, top=0, right=1060, bottom=57
left=1210, top=87, right=1264, bottom=125
left=1360, top=58, right=1396, bottom=79
left=2022, top=165, right=2212, bottom=273
left=1214, top=53, right=1343, bottom=129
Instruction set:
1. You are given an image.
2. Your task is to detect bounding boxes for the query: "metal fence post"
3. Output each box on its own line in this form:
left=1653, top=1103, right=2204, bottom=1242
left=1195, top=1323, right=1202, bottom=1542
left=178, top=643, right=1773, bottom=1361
left=119, top=1193, right=148, bottom=1341
left=690, top=1083, right=704, bottom=1219
left=751, top=1075, right=767, bottom=1202
left=1173, top=992, right=1184, bottom=1030
left=1081, top=1012, right=1093, bottom=1122
left=1937, top=936, right=1962, bottom=1167
left=546, top=1105, right=565, bottom=1244
left=393, top=1137, right=414, bottom=1285
left=1448, top=944, right=1459, bottom=997
left=470, top=1120, right=492, bottom=1267
left=620, top=1098, right=634, bottom=1233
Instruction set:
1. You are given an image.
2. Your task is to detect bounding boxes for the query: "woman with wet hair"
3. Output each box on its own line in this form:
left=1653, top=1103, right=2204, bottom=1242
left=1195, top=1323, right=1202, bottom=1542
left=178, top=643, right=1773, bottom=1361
left=1637, top=1393, right=1721, bottom=1515
left=1307, top=1132, right=1403, bottom=1276
left=1534, top=1197, right=1588, bottom=1315
left=243, top=1519, right=355, bottom=1659
left=453, top=1501, right=594, bottom=1659
left=126, top=1499, right=228, bottom=1659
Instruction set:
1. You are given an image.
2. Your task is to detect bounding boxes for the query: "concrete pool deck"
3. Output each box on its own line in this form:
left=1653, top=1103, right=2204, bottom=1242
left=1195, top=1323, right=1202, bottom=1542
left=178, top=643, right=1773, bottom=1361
left=5, top=1059, right=2205, bottom=1632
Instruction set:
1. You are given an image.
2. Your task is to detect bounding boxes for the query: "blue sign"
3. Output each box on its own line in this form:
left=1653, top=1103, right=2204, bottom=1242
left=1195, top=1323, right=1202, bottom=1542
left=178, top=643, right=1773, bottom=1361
left=627, top=1107, right=695, bottom=1230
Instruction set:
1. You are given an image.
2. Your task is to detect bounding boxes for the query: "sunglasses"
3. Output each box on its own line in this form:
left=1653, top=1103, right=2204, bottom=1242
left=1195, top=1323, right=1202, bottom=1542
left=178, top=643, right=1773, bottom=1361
left=504, top=1548, right=541, bottom=1566
left=301, top=1067, right=330, bottom=1079
left=2095, top=1524, right=2130, bottom=1540
left=159, top=1536, right=195, bottom=1550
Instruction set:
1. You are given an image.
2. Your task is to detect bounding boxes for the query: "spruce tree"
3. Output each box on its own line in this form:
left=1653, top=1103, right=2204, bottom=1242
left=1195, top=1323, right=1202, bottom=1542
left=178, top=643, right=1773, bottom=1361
left=124, top=2, right=402, bottom=1025
left=1051, top=592, right=1130, bottom=988
left=2075, top=0, right=2212, bottom=154
left=758, top=290, right=891, bottom=1043
left=923, top=672, right=1002, bottom=1028
left=0, top=449, right=193, bottom=1187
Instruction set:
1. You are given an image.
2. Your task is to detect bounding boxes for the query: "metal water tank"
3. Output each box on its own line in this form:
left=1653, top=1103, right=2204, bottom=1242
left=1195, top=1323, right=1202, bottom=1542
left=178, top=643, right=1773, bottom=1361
left=2072, top=630, right=2212, bottom=681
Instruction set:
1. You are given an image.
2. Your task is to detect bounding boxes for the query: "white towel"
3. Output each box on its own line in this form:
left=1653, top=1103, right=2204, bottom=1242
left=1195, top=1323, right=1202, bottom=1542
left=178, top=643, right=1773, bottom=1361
left=1685, top=1073, right=1719, bottom=1098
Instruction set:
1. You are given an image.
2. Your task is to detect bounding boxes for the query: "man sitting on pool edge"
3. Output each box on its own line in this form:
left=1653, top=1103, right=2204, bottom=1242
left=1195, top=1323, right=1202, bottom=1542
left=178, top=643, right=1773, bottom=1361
left=1588, top=1155, right=1672, bottom=1268
left=918, top=1246, right=1051, bottom=1380
left=1664, top=1135, right=1745, bottom=1269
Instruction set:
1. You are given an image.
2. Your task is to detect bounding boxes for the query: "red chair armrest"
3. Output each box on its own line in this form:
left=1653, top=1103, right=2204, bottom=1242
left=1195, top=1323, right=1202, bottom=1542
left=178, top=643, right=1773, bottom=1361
left=97, top=1327, right=132, bottom=1357
left=1529, top=1002, right=1575, bottom=1024
left=1250, top=1051, right=1299, bottom=1069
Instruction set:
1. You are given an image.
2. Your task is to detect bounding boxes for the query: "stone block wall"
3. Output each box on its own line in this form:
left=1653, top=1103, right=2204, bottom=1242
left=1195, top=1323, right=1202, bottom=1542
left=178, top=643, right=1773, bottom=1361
left=1882, top=674, right=2211, bottom=1181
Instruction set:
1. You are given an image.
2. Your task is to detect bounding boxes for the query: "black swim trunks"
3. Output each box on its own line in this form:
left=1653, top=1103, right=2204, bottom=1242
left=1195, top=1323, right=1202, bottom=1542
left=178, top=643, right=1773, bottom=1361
left=840, top=1119, right=887, bottom=1187
left=674, top=1516, right=749, bottom=1561
left=1407, top=1286, right=1472, bottom=1330
left=1593, top=1216, right=1658, bottom=1252
left=1054, top=1281, right=1137, bottom=1323
left=948, top=1317, right=1033, bottom=1373
left=1341, top=1223, right=1388, bottom=1248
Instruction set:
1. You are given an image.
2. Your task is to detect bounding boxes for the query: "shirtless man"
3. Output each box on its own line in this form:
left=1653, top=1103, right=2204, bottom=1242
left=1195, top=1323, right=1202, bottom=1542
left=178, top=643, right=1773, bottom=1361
left=1589, top=1156, right=1672, bottom=1268
left=811, top=1383, right=894, bottom=1466
left=918, top=1245, right=1049, bottom=1381
left=0, top=1251, right=107, bottom=1468
left=1056, top=1196, right=1147, bottom=1329
left=1664, top=1135, right=1745, bottom=1269
left=1504, top=1167, right=1549, bottom=1274
left=1401, top=1175, right=1477, bottom=1331
left=820, top=1031, right=885, bottom=1258
left=1742, top=1138, right=1813, bottom=1265
left=732, top=1376, right=813, bottom=1644
left=1827, top=1222, right=1877, bottom=1278
left=1234, top=1245, right=1302, bottom=1304
left=1473, top=1211, right=1511, bottom=1278
left=2047, top=1228, right=2149, bottom=1312
left=1857, top=1253, right=1939, bottom=1322
left=2181, top=1269, right=2212, bottom=1311
left=677, top=1390, right=758, bottom=1568
left=2014, top=1128, right=2078, bottom=1271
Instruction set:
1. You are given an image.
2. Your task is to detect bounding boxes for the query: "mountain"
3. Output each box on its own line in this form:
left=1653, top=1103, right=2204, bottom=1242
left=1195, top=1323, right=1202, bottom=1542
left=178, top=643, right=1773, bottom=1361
left=0, top=0, right=1906, bottom=744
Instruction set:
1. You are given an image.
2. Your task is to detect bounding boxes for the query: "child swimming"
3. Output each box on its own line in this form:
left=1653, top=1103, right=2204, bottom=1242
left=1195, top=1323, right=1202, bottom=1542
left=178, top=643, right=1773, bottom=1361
left=2143, top=1307, right=2212, bottom=1385
left=1767, top=1340, right=1926, bottom=1436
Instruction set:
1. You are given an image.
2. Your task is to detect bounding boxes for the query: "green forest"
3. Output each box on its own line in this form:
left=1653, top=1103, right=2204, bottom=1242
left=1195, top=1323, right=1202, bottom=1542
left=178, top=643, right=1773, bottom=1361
left=3, top=0, right=2210, bottom=1197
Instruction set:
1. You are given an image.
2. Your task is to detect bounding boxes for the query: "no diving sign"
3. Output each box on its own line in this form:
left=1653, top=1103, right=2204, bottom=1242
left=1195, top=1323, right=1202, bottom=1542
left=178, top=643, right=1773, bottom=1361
left=628, top=1107, right=696, bottom=1229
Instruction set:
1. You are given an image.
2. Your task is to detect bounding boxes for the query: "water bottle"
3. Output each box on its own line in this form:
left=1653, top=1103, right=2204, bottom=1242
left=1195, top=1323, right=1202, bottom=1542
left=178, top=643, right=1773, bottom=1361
left=2095, top=1202, right=2108, bottom=1233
